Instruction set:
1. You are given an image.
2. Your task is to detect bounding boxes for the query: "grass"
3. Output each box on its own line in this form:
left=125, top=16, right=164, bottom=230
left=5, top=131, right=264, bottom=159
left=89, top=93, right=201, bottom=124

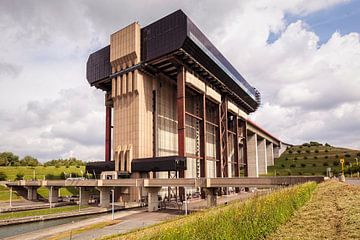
left=46, top=220, right=121, bottom=240
left=0, top=165, right=85, bottom=181
left=267, top=181, right=360, bottom=239
left=0, top=205, right=86, bottom=220
left=268, top=145, right=360, bottom=176
left=0, top=185, right=21, bottom=201
left=102, top=182, right=316, bottom=240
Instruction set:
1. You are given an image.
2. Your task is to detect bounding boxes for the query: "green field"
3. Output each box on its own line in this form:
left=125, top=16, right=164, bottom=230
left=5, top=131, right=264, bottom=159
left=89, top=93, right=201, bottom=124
left=268, top=144, right=360, bottom=176
left=0, top=165, right=85, bottom=181
left=0, top=185, right=21, bottom=201
left=0, top=205, right=85, bottom=220
left=103, top=182, right=316, bottom=240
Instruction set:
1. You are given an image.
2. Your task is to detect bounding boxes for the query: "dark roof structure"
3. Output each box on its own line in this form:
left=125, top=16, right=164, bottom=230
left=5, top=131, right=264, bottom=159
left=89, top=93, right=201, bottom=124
left=86, top=10, right=261, bottom=113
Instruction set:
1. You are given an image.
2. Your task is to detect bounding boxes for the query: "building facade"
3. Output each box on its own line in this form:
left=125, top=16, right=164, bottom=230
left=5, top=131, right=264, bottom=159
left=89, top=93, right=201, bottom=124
left=86, top=10, right=284, bottom=201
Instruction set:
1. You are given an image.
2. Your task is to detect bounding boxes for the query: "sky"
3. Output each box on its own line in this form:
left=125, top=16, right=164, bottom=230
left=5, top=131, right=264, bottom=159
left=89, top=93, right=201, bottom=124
left=0, top=0, right=359, bottom=161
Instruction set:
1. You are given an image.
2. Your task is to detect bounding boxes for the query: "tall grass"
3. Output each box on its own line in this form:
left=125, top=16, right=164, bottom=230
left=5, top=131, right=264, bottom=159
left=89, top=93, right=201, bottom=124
left=108, top=182, right=317, bottom=240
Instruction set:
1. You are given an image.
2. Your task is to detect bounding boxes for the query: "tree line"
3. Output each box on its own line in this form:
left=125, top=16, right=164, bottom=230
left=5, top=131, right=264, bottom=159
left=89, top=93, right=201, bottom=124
left=0, top=151, right=86, bottom=167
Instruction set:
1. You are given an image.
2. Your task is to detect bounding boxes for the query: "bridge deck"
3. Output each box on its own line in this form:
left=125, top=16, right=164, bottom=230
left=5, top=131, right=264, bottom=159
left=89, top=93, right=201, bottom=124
left=6, top=177, right=324, bottom=188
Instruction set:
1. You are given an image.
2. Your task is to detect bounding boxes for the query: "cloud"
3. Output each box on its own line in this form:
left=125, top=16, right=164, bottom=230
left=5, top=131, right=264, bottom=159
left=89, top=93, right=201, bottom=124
left=0, top=0, right=358, bottom=162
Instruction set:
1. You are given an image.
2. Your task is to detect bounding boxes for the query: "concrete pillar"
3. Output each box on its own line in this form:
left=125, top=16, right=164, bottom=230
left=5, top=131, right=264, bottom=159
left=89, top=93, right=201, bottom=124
left=273, top=145, right=280, bottom=158
left=79, top=187, right=90, bottom=206
left=97, top=187, right=111, bottom=208
left=247, top=132, right=258, bottom=177
left=257, top=138, right=267, bottom=175
left=25, top=187, right=38, bottom=201
left=47, top=186, right=59, bottom=203
left=204, top=188, right=218, bottom=208
left=266, top=142, right=274, bottom=166
left=147, top=187, right=161, bottom=212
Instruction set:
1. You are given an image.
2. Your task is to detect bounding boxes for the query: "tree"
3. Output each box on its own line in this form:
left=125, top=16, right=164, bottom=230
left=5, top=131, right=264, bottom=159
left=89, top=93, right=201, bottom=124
left=15, top=172, right=24, bottom=180
left=20, top=155, right=40, bottom=166
left=0, top=172, right=7, bottom=181
left=0, top=152, right=20, bottom=166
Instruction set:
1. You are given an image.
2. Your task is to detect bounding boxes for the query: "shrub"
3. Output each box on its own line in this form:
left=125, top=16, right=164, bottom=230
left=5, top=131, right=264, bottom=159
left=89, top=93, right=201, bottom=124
left=285, top=157, right=289, bottom=161
left=323, top=162, right=329, bottom=166
left=297, top=150, right=301, bottom=154
left=118, top=183, right=317, bottom=240
left=345, top=161, right=350, bottom=166
left=315, top=149, right=319, bottom=153
left=301, top=163, right=306, bottom=168
left=325, top=149, right=329, bottom=153
left=15, top=172, right=24, bottom=180
left=298, top=172, right=303, bottom=175
left=314, top=156, right=318, bottom=159
left=335, top=155, right=339, bottom=158
left=281, top=164, right=285, bottom=168
left=311, top=172, right=315, bottom=175
left=304, top=156, right=308, bottom=160
left=312, top=163, right=317, bottom=167
left=345, top=153, right=351, bottom=158
left=357, top=152, right=360, bottom=157
left=333, top=161, right=340, bottom=166
left=45, top=174, right=56, bottom=180
left=0, top=172, right=7, bottom=181
left=294, top=157, right=298, bottom=160
left=287, top=171, right=292, bottom=176
left=325, top=156, right=328, bottom=159
left=290, top=164, right=296, bottom=168
left=288, top=150, right=293, bottom=154
left=325, top=143, right=331, bottom=147
left=306, top=150, right=310, bottom=154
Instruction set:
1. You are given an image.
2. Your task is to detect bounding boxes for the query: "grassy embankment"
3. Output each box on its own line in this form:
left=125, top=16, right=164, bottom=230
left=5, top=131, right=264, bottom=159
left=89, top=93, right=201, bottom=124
left=0, top=205, right=87, bottom=220
left=267, top=181, right=360, bottom=239
left=268, top=145, right=359, bottom=176
left=0, top=166, right=85, bottom=201
left=102, top=182, right=316, bottom=240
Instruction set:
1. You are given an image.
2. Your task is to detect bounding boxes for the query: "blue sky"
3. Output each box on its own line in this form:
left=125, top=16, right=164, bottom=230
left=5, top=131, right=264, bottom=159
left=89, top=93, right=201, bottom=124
left=268, top=0, right=360, bottom=44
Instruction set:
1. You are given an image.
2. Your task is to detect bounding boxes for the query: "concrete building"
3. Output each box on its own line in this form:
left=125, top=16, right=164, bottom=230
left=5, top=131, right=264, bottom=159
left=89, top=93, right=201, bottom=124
left=86, top=10, right=285, bottom=202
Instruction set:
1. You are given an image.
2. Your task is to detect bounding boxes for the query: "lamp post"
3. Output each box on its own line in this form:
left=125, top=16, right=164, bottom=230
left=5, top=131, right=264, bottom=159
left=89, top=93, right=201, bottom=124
left=111, top=189, right=115, bottom=220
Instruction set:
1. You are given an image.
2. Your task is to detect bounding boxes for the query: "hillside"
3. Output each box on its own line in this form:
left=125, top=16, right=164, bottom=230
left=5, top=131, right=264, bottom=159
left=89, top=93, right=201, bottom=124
left=268, top=143, right=360, bottom=176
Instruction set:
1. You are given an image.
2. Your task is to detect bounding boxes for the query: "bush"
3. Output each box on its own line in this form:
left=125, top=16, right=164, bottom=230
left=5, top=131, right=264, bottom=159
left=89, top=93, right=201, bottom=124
left=0, top=172, right=7, bottom=181
left=325, top=143, right=331, bottom=147
left=306, top=150, right=310, bottom=154
left=323, top=162, right=329, bottom=166
left=301, top=163, right=306, bottom=168
left=290, top=164, right=296, bottom=168
left=297, top=150, right=301, bottom=154
left=335, top=155, right=339, bottom=158
left=285, top=157, right=289, bottom=161
left=294, top=157, right=298, bottom=160
left=45, top=174, right=56, bottom=180
left=288, top=150, right=293, bottom=154
left=325, top=149, right=329, bottom=153
left=345, top=153, right=351, bottom=158
left=304, top=156, right=308, bottom=160
left=333, top=161, right=340, bottom=166
left=314, top=156, right=318, bottom=159
left=357, top=152, right=360, bottom=157
left=315, top=149, right=319, bottom=153
left=281, top=164, right=285, bottom=168
left=118, top=183, right=317, bottom=240
left=15, top=172, right=24, bottom=180
left=298, top=172, right=303, bottom=175
left=287, top=171, right=292, bottom=176
left=325, top=156, right=328, bottom=159
left=312, top=163, right=317, bottom=167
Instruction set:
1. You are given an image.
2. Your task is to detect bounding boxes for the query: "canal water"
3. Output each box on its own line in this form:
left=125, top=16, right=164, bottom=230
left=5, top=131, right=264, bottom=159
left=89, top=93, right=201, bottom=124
left=0, top=212, right=108, bottom=239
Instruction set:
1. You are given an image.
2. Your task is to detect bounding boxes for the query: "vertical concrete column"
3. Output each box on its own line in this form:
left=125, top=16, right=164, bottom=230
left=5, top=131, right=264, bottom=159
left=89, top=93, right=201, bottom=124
left=79, top=187, right=90, bottom=206
left=273, top=145, right=280, bottom=158
left=147, top=187, right=161, bottom=212
left=257, top=138, right=267, bottom=175
left=25, top=187, right=38, bottom=201
left=47, top=186, right=59, bottom=203
left=204, top=188, right=218, bottom=207
left=177, top=66, right=186, bottom=201
left=247, top=132, right=258, bottom=177
left=266, top=142, right=274, bottom=166
left=97, top=187, right=111, bottom=208
left=105, top=94, right=112, bottom=162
